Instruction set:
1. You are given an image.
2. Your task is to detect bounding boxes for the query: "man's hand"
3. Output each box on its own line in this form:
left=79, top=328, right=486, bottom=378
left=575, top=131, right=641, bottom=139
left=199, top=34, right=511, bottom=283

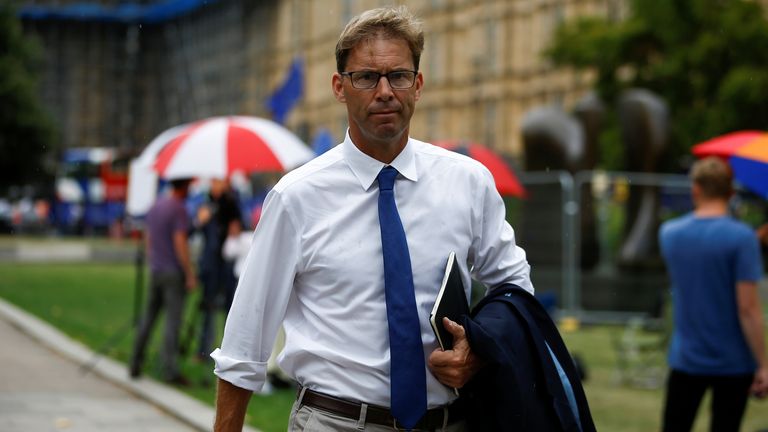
left=756, top=223, right=768, bottom=246
left=751, top=366, right=768, bottom=399
left=197, top=205, right=213, bottom=226
left=427, top=317, right=485, bottom=389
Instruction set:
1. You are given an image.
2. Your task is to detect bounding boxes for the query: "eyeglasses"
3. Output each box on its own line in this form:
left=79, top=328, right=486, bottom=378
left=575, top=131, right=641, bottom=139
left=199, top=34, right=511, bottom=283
left=340, top=70, right=418, bottom=90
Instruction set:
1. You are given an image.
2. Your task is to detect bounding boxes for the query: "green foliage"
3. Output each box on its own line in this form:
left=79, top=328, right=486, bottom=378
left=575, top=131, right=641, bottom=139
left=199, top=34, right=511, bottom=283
left=546, top=0, right=768, bottom=171
left=597, top=112, right=624, bottom=170
left=0, top=3, right=57, bottom=194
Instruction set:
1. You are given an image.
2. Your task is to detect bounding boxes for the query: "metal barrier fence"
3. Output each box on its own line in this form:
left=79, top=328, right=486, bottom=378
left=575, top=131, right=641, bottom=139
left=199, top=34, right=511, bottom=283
left=514, top=170, right=765, bottom=324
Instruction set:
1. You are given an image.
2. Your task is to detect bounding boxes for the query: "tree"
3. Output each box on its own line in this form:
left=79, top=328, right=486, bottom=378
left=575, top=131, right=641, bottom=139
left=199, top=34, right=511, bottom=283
left=546, top=0, right=768, bottom=171
left=0, top=2, right=56, bottom=195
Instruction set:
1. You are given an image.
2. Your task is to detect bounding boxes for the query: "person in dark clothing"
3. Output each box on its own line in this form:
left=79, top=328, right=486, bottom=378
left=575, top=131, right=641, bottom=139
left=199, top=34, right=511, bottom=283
left=194, top=178, right=242, bottom=361
left=130, top=178, right=196, bottom=385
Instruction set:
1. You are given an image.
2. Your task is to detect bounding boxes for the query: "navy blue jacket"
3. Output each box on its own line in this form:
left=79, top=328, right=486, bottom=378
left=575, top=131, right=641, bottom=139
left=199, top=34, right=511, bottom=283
left=459, top=285, right=596, bottom=432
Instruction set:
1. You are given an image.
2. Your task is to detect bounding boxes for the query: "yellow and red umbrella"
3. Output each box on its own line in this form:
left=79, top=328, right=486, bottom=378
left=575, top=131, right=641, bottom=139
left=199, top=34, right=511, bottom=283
left=692, top=131, right=768, bottom=198
left=432, top=140, right=526, bottom=198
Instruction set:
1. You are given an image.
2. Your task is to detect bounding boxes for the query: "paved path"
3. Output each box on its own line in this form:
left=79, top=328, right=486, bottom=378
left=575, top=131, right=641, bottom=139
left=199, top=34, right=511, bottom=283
left=0, top=316, right=196, bottom=431
left=0, top=298, right=260, bottom=432
left=0, top=238, right=136, bottom=263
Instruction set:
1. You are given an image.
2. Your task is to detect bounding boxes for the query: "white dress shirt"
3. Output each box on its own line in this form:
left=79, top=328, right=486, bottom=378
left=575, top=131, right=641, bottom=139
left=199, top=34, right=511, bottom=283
left=212, top=133, right=533, bottom=408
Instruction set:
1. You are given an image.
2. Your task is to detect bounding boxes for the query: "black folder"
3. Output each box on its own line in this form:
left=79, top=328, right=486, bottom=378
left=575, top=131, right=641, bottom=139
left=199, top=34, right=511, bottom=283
left=429, top=251, right=470, bottom=351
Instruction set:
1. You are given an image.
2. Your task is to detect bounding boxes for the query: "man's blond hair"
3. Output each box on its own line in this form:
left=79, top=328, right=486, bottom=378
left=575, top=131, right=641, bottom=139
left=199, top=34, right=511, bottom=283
left=335, top=6, right=424, bottom=73
left=690, top=156, right=733, bottom=200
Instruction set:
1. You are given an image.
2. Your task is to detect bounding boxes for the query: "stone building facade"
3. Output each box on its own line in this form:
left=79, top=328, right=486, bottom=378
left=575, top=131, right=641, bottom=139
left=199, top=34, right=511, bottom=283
left=20, top=0, right=630, bottom=159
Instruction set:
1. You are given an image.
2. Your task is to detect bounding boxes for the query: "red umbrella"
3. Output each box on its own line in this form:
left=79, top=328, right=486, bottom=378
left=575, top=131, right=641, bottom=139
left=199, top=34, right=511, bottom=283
left=691, top=130, right=768, bottom=198
left=146, top=116, right=315, bottom=180
left=432, top=140, right=526, bottom=198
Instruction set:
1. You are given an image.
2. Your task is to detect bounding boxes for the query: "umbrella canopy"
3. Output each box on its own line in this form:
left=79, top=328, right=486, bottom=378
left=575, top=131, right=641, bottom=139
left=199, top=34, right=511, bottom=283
left=432, top=140, right=526, bottom=198
left=146, top=116, right=314, bottom=180
left=691, top=131, right=768, bottom=198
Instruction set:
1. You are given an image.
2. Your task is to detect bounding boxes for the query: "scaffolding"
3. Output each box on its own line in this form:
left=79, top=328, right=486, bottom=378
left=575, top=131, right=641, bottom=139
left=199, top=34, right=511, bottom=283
left=20, top=0, right=251, bottom=153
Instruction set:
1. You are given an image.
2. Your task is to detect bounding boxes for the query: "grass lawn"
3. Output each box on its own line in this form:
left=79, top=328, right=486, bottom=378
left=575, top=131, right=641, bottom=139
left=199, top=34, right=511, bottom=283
left=1, top=261, right=767, bottom=432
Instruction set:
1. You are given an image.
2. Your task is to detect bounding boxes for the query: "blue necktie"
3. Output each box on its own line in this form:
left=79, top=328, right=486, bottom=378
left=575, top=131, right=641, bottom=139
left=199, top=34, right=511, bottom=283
left=377, top=166, right=427, bottom=429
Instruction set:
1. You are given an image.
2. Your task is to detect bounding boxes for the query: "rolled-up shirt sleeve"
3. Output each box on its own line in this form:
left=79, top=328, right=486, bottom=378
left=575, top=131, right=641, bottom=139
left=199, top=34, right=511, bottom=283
left=469, top=167, right=533, bottom=294
left=211, top=189, right=300, bottom=392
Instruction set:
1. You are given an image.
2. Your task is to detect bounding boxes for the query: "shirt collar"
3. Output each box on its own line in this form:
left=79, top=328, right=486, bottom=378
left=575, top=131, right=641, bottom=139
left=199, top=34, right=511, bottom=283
left=342, top=130, right=419, bottom=191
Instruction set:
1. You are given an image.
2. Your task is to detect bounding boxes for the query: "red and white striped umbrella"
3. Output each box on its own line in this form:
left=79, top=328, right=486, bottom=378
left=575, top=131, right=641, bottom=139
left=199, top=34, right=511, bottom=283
left=147, top=116, right=315, bottom=179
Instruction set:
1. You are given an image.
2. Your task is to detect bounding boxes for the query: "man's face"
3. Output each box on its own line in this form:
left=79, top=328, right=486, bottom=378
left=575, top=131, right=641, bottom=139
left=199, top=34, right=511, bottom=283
left=210, top=178, right=227, bottom=197
left=332, top=36, right=423, bottom=159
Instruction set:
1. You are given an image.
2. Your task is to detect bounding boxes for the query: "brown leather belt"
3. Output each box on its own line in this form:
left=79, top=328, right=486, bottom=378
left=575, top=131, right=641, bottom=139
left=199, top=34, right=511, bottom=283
left=298, top=387, right=464, bottom=430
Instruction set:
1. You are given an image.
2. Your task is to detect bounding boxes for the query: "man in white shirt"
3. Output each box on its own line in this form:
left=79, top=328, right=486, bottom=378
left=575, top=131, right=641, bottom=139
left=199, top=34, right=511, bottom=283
left=212, top=6, right=534, bottom=431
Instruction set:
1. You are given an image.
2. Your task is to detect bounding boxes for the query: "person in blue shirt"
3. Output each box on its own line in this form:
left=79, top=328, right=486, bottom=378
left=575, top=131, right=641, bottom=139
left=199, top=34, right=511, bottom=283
left=659, top=156, right=767, bottom=431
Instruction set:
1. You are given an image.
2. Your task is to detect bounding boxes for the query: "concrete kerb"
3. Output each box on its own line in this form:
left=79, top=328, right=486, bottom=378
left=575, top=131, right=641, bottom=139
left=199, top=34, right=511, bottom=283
left=0, top=298, right=260, bottom=432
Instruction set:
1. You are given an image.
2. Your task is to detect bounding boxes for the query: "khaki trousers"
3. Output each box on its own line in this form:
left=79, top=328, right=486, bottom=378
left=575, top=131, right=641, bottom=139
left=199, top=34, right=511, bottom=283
left=288, top=388, right=466, bottom=432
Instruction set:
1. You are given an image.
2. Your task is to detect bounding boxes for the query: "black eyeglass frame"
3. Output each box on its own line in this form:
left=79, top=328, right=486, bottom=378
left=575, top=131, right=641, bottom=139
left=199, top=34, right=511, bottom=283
left=340, top=70, right=419, bottom=90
